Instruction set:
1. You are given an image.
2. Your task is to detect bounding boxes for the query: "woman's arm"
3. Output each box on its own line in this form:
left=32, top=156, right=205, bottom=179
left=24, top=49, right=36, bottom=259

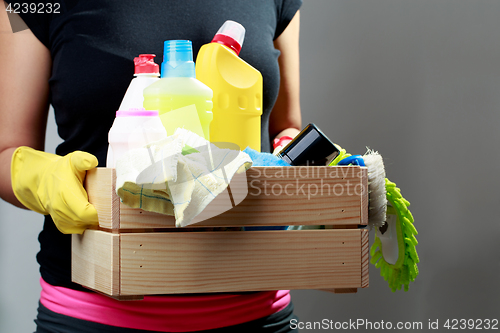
left=269, top=10, right=302, bottom=141
left=0, top=5, right=52, bottom=208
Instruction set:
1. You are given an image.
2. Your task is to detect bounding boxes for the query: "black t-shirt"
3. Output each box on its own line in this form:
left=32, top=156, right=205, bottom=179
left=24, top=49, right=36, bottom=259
left=9, top=0, right=302, bottom=290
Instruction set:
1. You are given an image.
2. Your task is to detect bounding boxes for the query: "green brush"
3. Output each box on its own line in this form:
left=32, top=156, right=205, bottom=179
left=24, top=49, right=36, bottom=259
left=331, top=146, right=419, bottom=292
left=370, top=179, right=419, bottom=291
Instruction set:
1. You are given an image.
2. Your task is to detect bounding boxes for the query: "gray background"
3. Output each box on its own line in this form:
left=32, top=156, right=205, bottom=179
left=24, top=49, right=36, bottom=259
left=1, top=0, right=499, bottom=331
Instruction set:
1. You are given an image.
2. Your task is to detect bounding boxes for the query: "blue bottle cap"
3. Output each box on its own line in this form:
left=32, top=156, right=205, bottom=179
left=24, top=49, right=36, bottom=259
left=161, top=40, right=196, bottom=78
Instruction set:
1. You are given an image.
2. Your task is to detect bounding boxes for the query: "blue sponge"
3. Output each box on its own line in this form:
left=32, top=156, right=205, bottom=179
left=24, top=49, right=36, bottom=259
left=243, top=147, right=290, bottom=167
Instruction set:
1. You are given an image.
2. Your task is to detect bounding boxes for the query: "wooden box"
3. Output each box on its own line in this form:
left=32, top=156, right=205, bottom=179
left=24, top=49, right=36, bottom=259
left=72, top=166, right=369, bottom=299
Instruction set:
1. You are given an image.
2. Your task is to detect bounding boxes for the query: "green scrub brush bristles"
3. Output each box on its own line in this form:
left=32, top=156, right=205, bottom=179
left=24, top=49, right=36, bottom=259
left=370, top=179, right=419, bottom=292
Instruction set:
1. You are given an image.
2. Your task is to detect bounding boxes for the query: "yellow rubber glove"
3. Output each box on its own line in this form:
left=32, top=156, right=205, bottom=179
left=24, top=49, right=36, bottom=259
left=11, top=146, right=99, bottom=234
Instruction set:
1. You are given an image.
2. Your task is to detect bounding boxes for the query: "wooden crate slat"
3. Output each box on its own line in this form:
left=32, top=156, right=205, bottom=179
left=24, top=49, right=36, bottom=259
left=84, top=168, right=119, bottom=229
left=119, top=229, right=363, bottom=295
left=119, top=201, right=363, bottom=228
left=85, top=167, right=367, bottom=229
left=361, top=228, right=370, bottom=288
left=71, top=231, right=120, bottom=296
left=361, top=168, right=369, bottom=225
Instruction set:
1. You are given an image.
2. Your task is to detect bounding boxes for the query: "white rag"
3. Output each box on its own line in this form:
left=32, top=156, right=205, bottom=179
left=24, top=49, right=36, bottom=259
left=115, top=128, right=252, bottom=227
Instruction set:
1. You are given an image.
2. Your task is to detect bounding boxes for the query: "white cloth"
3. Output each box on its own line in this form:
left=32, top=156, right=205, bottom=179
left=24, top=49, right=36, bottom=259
left=115, top=128, right=252, bottom=227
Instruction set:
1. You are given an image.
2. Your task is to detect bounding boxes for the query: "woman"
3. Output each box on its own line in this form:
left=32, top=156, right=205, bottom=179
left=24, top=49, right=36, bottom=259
left=0, top=1, right=302, bottom=331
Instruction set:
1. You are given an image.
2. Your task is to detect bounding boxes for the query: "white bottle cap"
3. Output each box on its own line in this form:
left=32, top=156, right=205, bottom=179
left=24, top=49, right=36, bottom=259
left=213, top=20, right=246, bottom=55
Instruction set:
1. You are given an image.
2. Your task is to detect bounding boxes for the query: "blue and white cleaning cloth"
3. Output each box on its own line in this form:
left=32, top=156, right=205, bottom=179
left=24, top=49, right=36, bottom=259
left=115, top=128, right=252, bottom=227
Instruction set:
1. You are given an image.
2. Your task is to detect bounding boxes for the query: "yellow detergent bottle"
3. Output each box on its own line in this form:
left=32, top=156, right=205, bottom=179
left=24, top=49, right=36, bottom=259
left=196, top=21, right=263, bottom=151
left=143, top=40, right=213, bottom=140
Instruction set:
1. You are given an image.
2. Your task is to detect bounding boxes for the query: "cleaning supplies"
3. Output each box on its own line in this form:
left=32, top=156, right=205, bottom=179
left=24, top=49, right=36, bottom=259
left=275, top=123, right=340, bottom=166
left=330, top=147, right=387, bottom=229
left=370, top=179, right=419, bottom=292
left=329, top=145, right=352, bottom=166
left=119, top=54, right=160, bottom=110
left=282, top=135, right=418, bottom=292
left=143, top=40, right=213, bottom=140
left=106, top=108, right=167, bottom=168
left=115, top=128, right=252, bottom=227
left=333, top=147, right=419, bottom=291
left=196, top=21, right=263, bottom=151
left=362, top=149, right=387, bottom=228
left=106, top=55, right=162, bottom=167
left=337, top=155, right=365, bottom=166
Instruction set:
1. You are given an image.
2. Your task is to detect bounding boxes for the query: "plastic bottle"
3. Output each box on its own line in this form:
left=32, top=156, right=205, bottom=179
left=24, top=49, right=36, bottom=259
left=143, top=40, right=213, bottom=140
left=106, top=108, right=167, bottom=168
left=196, top=20, right=263, bottom=151
left=119, top=54, right=160, bottom=110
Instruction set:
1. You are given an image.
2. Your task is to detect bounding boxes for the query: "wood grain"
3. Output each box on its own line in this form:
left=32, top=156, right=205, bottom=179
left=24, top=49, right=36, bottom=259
left=361, top=228, right=370, bottom=288
left=320, top=229, right=369, bottom=294
left=71, top=230, right=120, bottom=296
left=119, top=229, right=364, bottom=295
left=86, top=166, right=368, bottom=229
left=85, top=168, right=119, bottom=229
left=77, top=166, right=370, bottom=298
left=360, top=167, right=369, bottom=225
left=337, top=288, right=358, bottom=293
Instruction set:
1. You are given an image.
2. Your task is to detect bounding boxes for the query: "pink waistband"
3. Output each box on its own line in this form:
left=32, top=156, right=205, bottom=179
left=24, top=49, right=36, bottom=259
left=39, top=278, right=290, bottom=332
